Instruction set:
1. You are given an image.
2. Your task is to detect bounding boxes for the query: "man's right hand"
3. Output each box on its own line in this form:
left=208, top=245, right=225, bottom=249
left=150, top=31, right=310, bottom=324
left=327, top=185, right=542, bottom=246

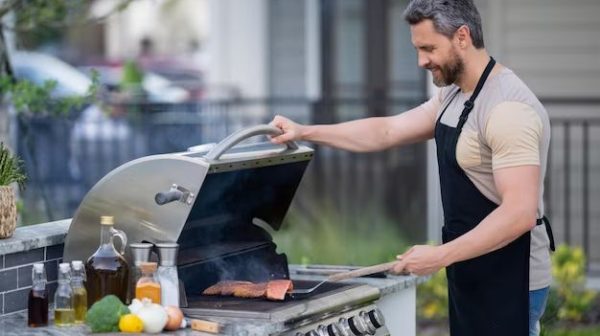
left=269, top=115, right=305, bottom=144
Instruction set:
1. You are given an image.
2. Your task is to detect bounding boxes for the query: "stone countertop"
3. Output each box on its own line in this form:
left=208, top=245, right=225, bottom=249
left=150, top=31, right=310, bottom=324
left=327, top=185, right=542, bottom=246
left=0, top=269, right=427, bottom=335
left=289, top=264, right=429, bottom=296
left=0, top=311, right=209, bottom=336
left=0, top=220, right=70, bottom=256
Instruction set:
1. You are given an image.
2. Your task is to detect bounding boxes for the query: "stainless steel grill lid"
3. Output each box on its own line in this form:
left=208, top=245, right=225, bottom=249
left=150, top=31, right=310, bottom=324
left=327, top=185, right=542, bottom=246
left=63, top=125, right=313, bottom=294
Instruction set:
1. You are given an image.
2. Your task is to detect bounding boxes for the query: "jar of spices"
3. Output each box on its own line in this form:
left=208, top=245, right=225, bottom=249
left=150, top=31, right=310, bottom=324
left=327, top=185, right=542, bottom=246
left=135, top=262, right=161, bottom=304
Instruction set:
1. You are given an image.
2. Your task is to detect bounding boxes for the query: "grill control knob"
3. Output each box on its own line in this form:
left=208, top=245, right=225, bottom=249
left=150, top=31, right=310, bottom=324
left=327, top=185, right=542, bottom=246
left=305, top=331, right=320, bottom=336
left=337, top=318, right=353, bottom=336
left=317, top=325, right=330, bottom=336
left=346, top=315, right=368, bottom=335
left=325, top=322, right=345, bottom=336
left=368, top=309, right=385, bottom=328
left=358, top=311, right=377, bottom=335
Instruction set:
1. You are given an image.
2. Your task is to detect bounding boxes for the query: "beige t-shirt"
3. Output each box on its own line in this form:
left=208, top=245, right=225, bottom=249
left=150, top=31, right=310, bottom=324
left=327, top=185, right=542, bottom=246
left=420, top=67, right=552, bottom=290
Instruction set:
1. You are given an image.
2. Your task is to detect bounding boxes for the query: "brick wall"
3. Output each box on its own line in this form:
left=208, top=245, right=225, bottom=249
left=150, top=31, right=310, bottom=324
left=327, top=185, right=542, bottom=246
left=0, top=244, right=64, bottom=315
left=0, top=220, right=70, bottom=316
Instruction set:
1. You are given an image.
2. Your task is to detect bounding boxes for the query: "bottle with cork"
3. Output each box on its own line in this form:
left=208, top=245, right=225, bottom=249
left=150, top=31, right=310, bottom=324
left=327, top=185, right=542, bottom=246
left=85, top=216, right=129, bottom=306
left=27, top=263, right=48, bottom=327
left=54, top=263, right=75, bottom=326
left=70, top=260, right=87, bottom=323
left=135, top=262, right=161, bottom=304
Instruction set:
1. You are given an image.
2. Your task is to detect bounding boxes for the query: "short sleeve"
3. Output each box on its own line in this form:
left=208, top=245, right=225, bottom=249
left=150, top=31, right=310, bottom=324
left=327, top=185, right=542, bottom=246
left=484, top=102, right=543, bottom=170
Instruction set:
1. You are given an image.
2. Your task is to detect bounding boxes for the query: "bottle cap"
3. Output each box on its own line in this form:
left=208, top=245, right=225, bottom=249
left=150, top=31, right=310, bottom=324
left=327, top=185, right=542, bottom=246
left=59, top=262, right=71, bottom=272
left=100, top=216, right=114, bottom=225
left=33, top=263, right=44, bottom=272
left=139, top=262, right=158, bottom=273
left=71, top=260, right=83, bottom=270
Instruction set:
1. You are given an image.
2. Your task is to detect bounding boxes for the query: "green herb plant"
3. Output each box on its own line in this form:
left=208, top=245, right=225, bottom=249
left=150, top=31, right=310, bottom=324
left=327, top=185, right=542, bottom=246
left=0, top=142, right=26, bottom=190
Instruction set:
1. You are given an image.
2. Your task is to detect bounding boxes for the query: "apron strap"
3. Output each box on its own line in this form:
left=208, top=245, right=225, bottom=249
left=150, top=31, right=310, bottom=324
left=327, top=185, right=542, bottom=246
left=456, top=57, right=496, bottom=131
left=536, top=216, right=556, bottom=251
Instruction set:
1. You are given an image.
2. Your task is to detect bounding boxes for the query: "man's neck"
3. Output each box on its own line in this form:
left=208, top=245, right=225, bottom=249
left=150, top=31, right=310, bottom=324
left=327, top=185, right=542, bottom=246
left=456, top=50, right=492, bottom=93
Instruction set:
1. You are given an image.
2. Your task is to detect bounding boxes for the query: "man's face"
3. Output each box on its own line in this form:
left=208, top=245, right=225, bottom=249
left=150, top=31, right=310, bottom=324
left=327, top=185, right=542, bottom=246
left=410, top=20, right=464, bottom=87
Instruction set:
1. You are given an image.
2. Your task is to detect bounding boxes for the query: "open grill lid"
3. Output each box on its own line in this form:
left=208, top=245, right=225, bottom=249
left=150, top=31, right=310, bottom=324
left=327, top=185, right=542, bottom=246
left=63, top=126, right=313, bottom=289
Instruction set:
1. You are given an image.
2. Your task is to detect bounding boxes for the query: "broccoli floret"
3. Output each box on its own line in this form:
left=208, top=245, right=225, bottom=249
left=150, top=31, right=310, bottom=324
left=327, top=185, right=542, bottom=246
left=85, top=295, right=130, bottom=333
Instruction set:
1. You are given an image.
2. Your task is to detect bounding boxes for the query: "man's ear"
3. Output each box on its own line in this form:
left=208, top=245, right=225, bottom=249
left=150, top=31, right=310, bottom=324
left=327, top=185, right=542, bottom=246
left=455, top=25, right=471, bottom=48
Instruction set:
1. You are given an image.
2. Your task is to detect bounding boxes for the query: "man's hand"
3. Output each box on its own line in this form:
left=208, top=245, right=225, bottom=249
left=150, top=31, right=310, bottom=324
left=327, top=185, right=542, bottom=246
left=391, top=245, right=449, bottom=276
left=269, top=115, right=305, bottom=144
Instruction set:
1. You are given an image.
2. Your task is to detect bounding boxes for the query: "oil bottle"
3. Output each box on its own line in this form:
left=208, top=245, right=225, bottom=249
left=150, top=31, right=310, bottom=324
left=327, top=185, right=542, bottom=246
left=54, top=263, right=75, bottom=326
left=27, top=263, right=48, bottom=327
left=85, top=216, right=129, bottom=307
left=71, top=260, right=87, bottom=323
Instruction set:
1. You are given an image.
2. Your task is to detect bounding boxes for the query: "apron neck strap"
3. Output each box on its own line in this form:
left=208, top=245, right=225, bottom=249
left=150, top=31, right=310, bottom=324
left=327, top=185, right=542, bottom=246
left=457, top=57, right=496, bottom=130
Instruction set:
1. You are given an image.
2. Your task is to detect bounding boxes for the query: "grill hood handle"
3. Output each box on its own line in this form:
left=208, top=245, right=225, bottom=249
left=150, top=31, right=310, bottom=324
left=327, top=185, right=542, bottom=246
left=204, top=125, right=299, bottom=160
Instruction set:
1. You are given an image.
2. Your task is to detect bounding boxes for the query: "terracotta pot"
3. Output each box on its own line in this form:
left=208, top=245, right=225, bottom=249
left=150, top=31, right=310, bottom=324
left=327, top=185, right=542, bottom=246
left=0, top=185, right=17, bottom=239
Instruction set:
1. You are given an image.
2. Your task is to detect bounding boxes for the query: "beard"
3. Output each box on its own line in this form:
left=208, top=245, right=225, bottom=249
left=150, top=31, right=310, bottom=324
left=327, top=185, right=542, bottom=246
left=429, top=50, right=464, bottom=87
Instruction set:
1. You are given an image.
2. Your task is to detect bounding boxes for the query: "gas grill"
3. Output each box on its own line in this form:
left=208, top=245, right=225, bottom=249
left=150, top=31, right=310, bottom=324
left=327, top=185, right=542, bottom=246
left=63, top=125, right=390, bottom=335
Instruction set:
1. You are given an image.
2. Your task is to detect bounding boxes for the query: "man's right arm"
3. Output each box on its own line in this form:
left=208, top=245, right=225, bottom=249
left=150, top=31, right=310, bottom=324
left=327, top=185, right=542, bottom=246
left=270, top=95, right=441, bottom=152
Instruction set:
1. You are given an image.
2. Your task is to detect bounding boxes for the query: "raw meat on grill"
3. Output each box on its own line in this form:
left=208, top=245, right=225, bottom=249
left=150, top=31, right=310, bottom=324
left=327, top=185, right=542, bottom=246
left=202, top=279, right=294, bottom=301
left=202, top=280, right=253, bottom=296
left=266, top=279, right=294, bottom=301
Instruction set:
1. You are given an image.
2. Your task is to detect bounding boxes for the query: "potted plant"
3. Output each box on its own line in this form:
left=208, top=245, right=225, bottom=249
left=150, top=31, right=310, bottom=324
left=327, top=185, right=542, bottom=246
left=0, top=142, right=26, bottom=238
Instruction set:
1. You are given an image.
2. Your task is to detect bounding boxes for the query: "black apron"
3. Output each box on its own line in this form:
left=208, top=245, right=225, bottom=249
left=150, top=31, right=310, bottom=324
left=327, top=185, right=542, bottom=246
left=435, top=57, right=554, bottom=336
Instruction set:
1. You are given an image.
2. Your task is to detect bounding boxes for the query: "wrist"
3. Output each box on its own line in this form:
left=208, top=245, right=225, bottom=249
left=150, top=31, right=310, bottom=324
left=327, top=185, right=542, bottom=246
left=438, top=243, right=455, bottom=267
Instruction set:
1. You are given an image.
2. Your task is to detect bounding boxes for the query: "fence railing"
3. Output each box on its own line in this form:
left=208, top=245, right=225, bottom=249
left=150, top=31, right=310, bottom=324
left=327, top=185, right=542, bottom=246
left=542, top=98, right=600, bottom=274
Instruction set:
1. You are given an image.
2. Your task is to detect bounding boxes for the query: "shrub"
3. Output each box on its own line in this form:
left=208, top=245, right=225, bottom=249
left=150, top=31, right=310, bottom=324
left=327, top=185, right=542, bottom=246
left=417, top=268, right=448, bottom=320
left=551, top=244, right=597, bottom=322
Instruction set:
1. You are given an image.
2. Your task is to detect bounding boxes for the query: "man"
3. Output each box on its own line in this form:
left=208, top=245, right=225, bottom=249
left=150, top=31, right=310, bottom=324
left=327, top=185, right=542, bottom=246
left=269, top=1, right=555, bottom=335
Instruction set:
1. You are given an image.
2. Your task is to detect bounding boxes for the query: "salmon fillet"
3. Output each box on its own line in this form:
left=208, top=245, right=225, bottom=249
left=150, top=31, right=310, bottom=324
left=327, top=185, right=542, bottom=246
left=266, top=279, right=293, bottom=301
left=202, top=279, right=293, bottom=301
left=232, top=283, right=267, bottom=298
left=202, top=280, right=253, bottom=296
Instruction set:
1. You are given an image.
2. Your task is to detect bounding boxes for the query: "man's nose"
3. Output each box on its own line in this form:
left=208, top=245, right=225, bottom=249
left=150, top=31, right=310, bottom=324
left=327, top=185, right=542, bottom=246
left=417, top=53, right=430, bottom=68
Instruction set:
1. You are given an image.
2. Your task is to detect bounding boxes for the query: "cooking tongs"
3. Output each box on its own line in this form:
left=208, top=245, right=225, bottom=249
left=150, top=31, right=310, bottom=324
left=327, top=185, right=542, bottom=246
left=288, top=261, right=399, bottom=299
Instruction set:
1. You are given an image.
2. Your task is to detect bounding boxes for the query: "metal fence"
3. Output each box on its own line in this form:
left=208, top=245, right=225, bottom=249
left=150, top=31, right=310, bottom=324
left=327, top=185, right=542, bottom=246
left=14, top=98, right=428, bottom=242
left=542, top=98, right=600, bottom=274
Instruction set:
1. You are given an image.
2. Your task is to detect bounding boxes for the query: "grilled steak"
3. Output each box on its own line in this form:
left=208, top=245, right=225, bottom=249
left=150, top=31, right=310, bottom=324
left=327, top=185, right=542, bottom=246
left=266, top=279, right=294, bottom=301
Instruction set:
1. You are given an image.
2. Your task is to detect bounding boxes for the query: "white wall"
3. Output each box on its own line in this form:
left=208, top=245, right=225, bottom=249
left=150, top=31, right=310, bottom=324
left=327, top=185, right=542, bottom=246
left=206, top=0, right=268, bottom=98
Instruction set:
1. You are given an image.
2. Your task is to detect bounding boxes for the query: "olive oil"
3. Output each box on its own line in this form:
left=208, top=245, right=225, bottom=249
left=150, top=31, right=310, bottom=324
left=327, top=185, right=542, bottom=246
left=54, top=308, right=75, bottom=326
left=71, top=261, right=87, bottom=324
left=85, top=216, right=129, bottom=306
left=54, top=263, right=75, bottom=327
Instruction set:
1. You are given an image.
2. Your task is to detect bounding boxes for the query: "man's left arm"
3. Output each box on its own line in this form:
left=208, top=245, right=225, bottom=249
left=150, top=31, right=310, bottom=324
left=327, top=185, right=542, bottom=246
left=393, top=102, right=543, bottom=275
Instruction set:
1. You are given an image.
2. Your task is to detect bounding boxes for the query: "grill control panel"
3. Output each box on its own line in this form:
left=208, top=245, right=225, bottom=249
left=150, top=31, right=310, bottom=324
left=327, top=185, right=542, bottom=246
left=288, top=306, right=388, bottom=336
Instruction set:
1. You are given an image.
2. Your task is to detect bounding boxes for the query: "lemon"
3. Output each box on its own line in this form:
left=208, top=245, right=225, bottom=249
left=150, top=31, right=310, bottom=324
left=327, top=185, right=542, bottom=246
left=119, top=314, right=143, bottom=333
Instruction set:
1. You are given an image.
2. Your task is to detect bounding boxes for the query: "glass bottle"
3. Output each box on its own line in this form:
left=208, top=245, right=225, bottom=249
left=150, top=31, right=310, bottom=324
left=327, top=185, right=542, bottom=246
left=28, top=263, right=48, bottom=327
left=156, top=243, right=180, bottom=307
left=85, top=216, right=129, bottom=307
left=128, top=243, right=153, bottom=304
left=71, top=260, right=87, bottom=324
left=135, top=262, right=161, bottom=304
left=54, top=263, right=75, bottom=326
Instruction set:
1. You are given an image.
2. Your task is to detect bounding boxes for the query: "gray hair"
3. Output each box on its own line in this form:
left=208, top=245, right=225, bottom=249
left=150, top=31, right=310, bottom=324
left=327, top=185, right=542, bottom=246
left=403, top=0, right=485, bottom=49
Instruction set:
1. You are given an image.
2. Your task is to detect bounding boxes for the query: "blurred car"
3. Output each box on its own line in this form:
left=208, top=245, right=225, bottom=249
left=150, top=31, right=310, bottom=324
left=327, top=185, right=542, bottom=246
left=9, top=51, right=132, bottom=182
left=79, top=64, right=191, bottom=103
left=11, top=51, right=93, bottom=98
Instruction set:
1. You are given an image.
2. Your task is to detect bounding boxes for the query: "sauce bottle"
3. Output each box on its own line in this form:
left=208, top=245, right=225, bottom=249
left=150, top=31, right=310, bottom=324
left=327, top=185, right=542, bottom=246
left=85, top=216, right=129, bottom=306
left=27, top=263, right=48, bottom=327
